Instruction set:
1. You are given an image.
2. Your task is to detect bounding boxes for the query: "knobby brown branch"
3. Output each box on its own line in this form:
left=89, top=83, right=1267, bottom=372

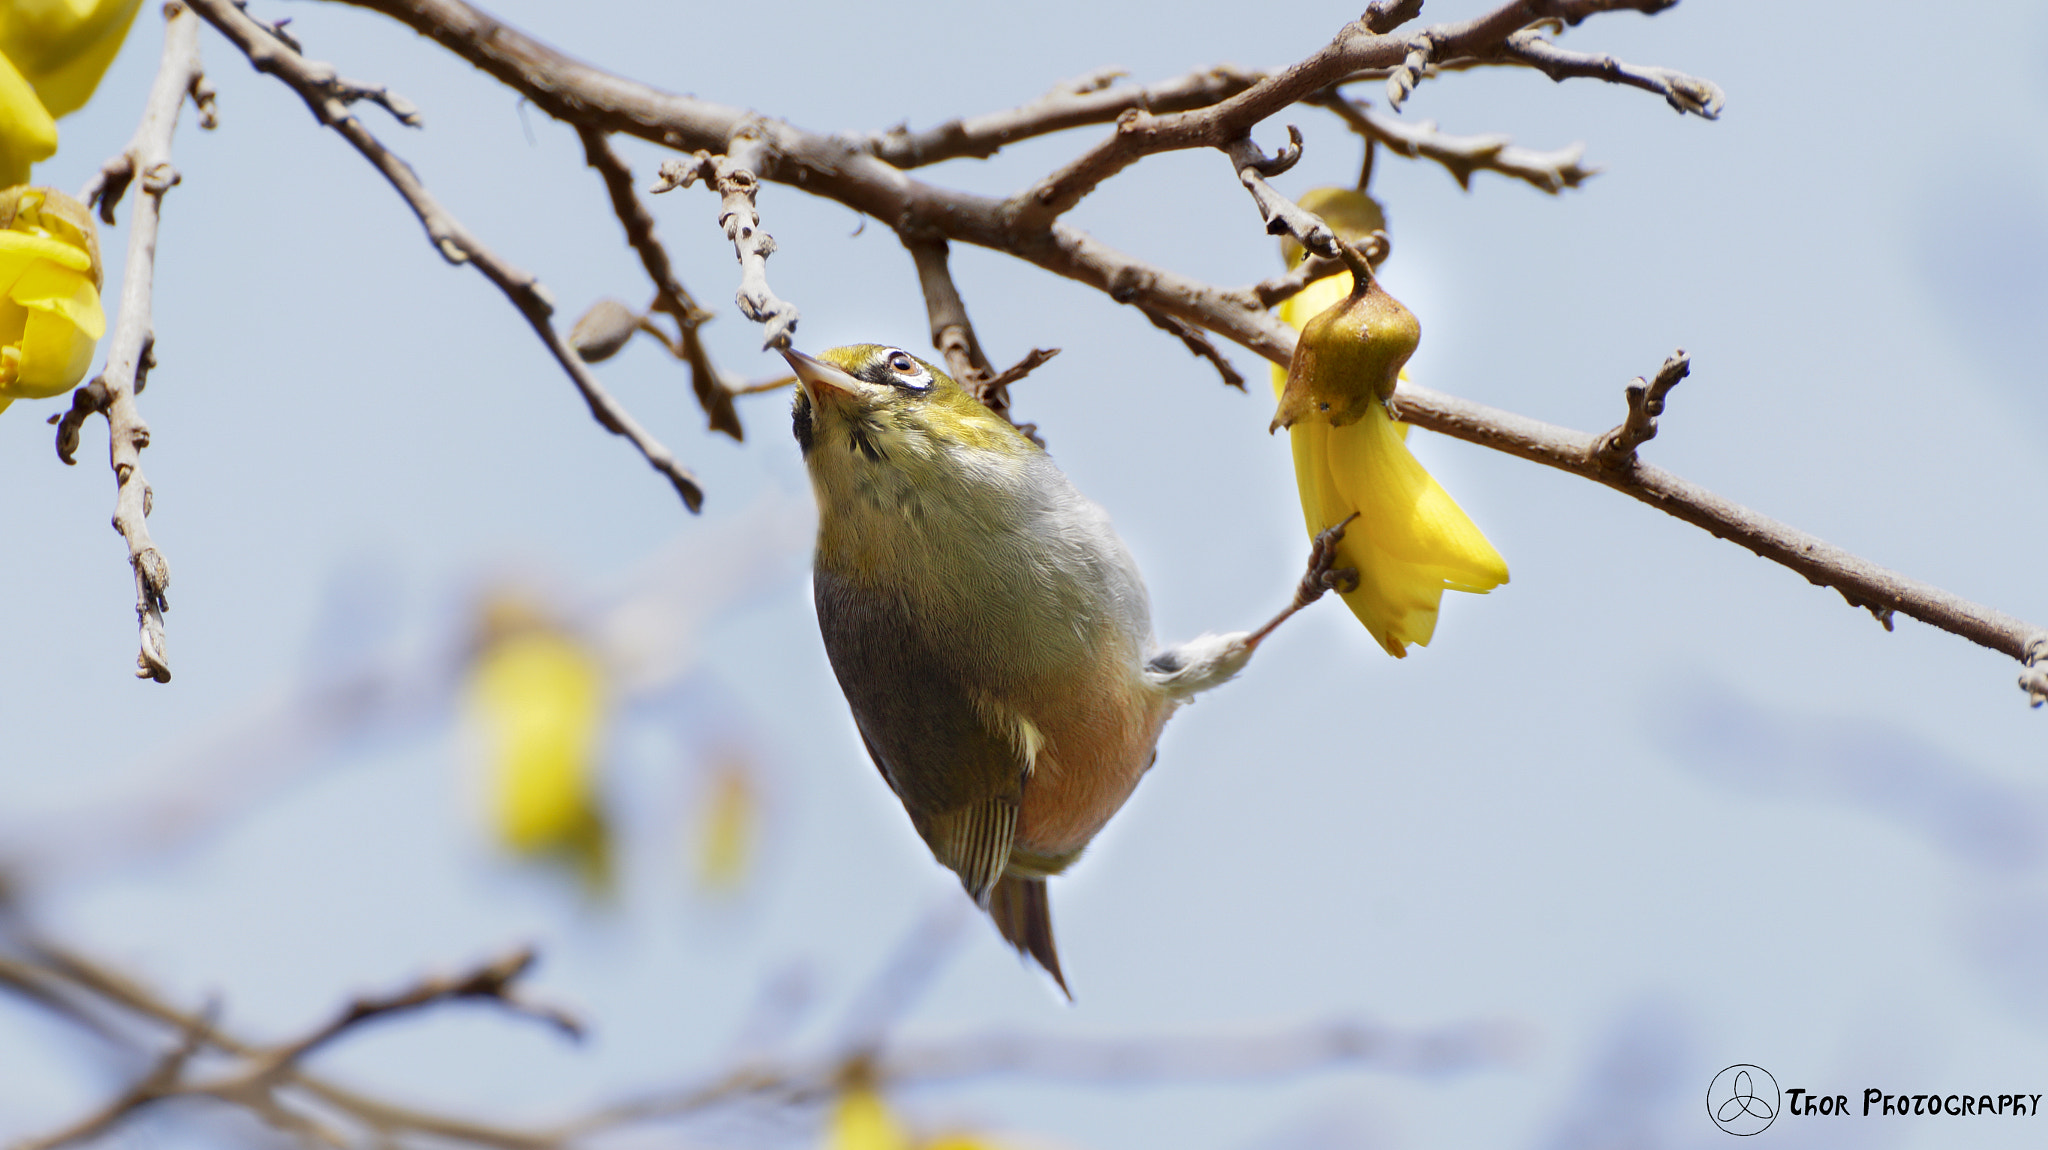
left=327, top=0, right=1702, bottom=366
left=1503, top=27, right=1725, bottom=117
left=187, top=0, right=706, bottom=511
left=56, top=1, right=213, bottom=683
left=652, top=143, right=799, bottom=352
left=1316, top=93, right=1597, bottom=193
left=1388, top=375, right=2048, bottom=683
left=1591, top=348, right=1689, bottom=469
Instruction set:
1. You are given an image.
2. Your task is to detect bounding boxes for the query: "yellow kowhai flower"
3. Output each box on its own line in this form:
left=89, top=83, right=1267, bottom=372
left=1, top=184, right=103, bottom=412
left=1272, top=187, right=1507, bottom=657
left=826, top=1085, right=912, bottom=1150
left=466, top=595, right=612, bottom=889
left=1, top=0, right=145, bottom=185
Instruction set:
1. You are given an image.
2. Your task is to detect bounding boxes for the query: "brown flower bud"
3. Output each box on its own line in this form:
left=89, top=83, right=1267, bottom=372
left=568, top=297, right=640, bottom=363
left=1270, top=270, right=1418, bottom=432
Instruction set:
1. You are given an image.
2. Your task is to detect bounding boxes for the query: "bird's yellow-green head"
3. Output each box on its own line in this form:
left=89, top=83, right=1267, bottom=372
left=782, top=344, right=1034, bottom=465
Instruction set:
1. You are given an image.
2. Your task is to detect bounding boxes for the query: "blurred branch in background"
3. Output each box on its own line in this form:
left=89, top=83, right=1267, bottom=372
left=0, top=497, right=808, bottom=897
left=1, top=893, right=1515, bottom=1149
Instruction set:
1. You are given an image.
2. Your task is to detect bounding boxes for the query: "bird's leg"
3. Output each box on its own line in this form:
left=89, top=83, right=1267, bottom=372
left=1246, top=513, right=1359, bottom=647
left=1144, top=514, right=1358, bottom=700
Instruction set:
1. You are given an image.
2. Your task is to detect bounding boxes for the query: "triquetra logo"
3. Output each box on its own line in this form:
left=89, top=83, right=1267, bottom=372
left=1708, top=1064, right=1780, bottom=1135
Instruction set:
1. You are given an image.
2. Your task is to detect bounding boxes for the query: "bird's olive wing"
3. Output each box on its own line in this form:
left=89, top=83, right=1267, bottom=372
left=816, top=571, right=1026, bottom=904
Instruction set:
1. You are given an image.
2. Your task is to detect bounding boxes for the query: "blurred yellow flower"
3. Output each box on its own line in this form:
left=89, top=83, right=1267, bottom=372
left=1, top=184, right=103, bottom=412
left=0, top=0, right=144, bottom=184
left=694, top=752, right=757, bottom=892
left=1274, top=188, right=1507, bottom=657
left=466, top=595, right=612, bottom=888
left=824, top=1086, right=1019, bottom=1150
left=826, top=1086, right=911, bottom=1150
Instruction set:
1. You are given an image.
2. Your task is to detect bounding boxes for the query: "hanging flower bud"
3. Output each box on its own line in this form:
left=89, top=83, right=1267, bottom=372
left=1267, top=186, right=1506, bottom=658
left=569, top=297, right=641, bottom=363
left=1271, top=266, right=1419, bottom=431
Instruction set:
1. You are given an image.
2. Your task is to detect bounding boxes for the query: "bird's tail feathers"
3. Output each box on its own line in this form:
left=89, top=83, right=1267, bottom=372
left=988, top=874, right=1068, bottom=999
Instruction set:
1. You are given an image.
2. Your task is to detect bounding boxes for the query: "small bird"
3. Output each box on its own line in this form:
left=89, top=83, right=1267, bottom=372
left=784, top=344, right=1351, bottom=993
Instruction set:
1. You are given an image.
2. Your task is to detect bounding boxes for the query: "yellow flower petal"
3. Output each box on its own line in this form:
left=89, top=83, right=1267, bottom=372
left=0, top=51, right=60, bottom=185
left=1, top=0, right=143, bottom=118
left=9, top=255, right=105, bottom=337
left=1, top=190, right=105, bottom=404
left=1303, top=401, right=1507, bottom=655
left=0, top=227, right=95, bottom=275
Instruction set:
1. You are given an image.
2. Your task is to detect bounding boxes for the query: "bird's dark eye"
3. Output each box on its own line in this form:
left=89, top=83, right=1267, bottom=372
left=887, top=351, right=916, bottom=373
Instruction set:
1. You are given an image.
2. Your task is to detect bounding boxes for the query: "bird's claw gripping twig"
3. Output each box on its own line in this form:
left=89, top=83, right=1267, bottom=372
left=1250, top=513, right=1360, bottom=646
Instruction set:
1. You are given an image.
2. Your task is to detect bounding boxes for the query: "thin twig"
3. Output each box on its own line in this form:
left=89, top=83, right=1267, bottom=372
left=652, top=141, right=799, bottom=352
left=865, top=64, right=1264, bottom=169
left=15, top=941, right=563, bottom=1150
left=1364, top=0, right=1427, bottom=34
left=1502, top=27, right=1725, bottom=118
left=901, top=235, right=1051, bottom=446
left=902, top=235, right=995, bottom=386
left=1139, top=306, right=1245, bottom=390
left=71, top=2, right=211, bottom=683
left=1317, top=93, right=1597, bottom=193
left=564, top=1013, right=1512, bottom=1136
left=1590, top=348, right=1688, bottom=469
left=187, top=0, right=705, bottom=511
left=12, top=1000, right=220, bottom=1150
left=237, top=947, right=580, bottom=1086
left=577, top=126, right=742, bottom=440
left=1224, top=131, right=1333, bottom=254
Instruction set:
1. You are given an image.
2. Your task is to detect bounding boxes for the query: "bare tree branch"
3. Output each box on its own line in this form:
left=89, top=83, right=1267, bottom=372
left=10, top=941, right=569, bottom=1150
left=899, top=234, right=1056, bottom=446
left=1139, top=306, right=1246, bottom=390
left=1502, top=27, right=1725, bottom=118
left=565, top=1013, right=1512, bottom=1137
left=577, top=126, right=743, bottom=440
left=652, top=143, right=799, bottom=352
left=59, top=2, right=213, bottom=684
left=1316, top=93, right=1597, bottom=193
left=187, top=0, right=706, bottom=511
left=1388, top=375, right=2048, bottom=683
left=1590, top=348, right=1689, bottom=469
left=12, top=999, right=220, bottom=1150
left=865, top=64, right=1264, bottom=169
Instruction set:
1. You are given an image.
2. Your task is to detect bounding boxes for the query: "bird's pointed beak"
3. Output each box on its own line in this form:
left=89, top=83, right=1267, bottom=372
left=781, top=347, right=862, bottom=406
